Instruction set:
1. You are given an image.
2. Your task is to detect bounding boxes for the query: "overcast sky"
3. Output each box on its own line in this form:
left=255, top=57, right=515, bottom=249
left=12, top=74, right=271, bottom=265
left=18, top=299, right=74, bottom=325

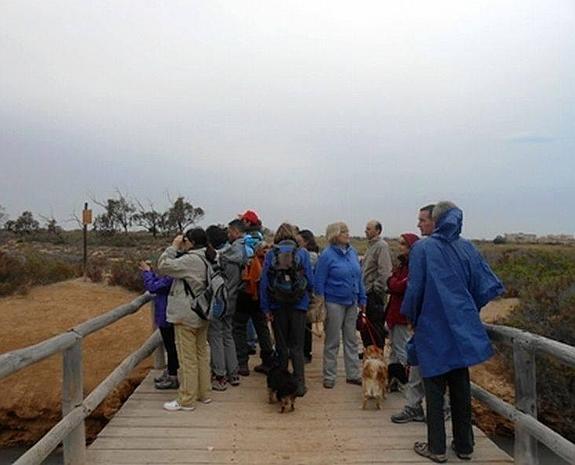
left=1, top=0, right=573, bottom=239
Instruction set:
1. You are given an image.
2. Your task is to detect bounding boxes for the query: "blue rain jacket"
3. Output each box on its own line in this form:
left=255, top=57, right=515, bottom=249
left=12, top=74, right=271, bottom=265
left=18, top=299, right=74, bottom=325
left=400, top=208, right=505, bottom=378
left=314, top=245, right=367, bottom=307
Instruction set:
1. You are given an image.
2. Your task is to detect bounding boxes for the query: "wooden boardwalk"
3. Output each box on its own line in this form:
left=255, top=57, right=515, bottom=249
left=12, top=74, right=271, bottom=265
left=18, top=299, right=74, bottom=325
left=88, top=343, right=513, bottom=465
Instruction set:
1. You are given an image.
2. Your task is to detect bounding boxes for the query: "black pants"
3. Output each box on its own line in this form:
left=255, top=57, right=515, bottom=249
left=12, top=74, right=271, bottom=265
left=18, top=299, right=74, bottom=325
left=233, top=291, right=274, bottom=367
left=423, top=367, right=474, bottom=455
left=272, top=307, right=306, bottom=391
left=159, top=324, right=179, bottom=376
left=360, top=292, right=387, bottom=349
left=304, top=320, right=312, bottom=359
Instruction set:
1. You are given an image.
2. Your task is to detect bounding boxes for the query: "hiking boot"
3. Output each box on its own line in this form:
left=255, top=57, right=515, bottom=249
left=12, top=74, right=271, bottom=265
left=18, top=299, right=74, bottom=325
left=238, top=365, right=250, bottom=376
left=391, top=406, right=425, bottom=424
left=346, top=378, right=362, bottom=386
left=154, top=369, right=168, bottom=383
left=323, top=379, right=335, bottom=389
left=414, top=441, right=447, bottom=463
left=254, top=363, right=271, bottom=374
left=155, top=375, right=179, bottom=390
left=228, top=374, right=241, bottom=386
left=211, top=376, right=228, bottom=391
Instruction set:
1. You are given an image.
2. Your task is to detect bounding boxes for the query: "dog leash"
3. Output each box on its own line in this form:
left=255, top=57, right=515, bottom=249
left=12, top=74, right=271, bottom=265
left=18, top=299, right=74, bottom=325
left=358, top=311, right=380, bottom=348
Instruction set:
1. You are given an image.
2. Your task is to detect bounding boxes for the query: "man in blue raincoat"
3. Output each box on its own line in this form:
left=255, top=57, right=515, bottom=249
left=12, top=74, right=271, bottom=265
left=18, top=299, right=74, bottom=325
left=400, top=201, right=504, bottom=463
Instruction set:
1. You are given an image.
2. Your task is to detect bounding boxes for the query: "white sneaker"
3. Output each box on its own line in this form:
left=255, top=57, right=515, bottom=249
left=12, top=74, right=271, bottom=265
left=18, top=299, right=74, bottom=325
left=163, top=400, right=195, bottom=411
left=200, top=398, right=212, bottom=404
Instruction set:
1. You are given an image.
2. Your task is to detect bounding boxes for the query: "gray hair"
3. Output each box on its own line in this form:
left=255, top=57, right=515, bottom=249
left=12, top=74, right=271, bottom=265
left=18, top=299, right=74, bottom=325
left=326, top=222, right=349, bottom=244
left=432, top=201, right=458, bottom=221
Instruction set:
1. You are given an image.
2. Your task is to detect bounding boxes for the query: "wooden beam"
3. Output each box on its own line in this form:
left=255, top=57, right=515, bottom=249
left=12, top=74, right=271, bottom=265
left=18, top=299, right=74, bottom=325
left=0, top=331, right=79, bottom=380
left=72, top=293, right=152, bottom=337
left=62, top=340, right=86, bottom=465
left=471, top=383, right=575, bottom=464
left=513, top=337, right=538, bottom=465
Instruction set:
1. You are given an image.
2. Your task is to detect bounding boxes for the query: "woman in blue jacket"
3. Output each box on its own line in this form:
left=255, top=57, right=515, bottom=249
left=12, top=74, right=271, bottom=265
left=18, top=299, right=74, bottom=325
left=260, top=223, right=314, bottom=397
left=314, top=222, right=366, bottom=389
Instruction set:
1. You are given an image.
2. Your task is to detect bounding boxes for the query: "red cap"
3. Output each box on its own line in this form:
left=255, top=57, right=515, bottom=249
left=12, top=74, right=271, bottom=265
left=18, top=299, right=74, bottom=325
left=239, top=210, right=261, bottom=226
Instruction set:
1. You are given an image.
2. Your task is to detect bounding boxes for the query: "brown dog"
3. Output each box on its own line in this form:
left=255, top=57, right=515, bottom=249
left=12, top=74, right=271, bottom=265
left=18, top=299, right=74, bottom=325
left=361, top=345, right=388, bottom=410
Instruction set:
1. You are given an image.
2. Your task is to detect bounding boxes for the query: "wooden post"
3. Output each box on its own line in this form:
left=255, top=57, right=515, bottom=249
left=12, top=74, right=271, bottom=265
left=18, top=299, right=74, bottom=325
left=62, top=339, right=86, bottom=465
left=82, top=203, right=92, bottom=280
left=513, top=338, right=538, bottom=465
left=150, top=300, right=165, bottom=369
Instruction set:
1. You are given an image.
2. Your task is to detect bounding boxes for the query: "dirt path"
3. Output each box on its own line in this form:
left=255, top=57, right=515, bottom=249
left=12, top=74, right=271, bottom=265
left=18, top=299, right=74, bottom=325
left=0, top=279, right=153, bottom=446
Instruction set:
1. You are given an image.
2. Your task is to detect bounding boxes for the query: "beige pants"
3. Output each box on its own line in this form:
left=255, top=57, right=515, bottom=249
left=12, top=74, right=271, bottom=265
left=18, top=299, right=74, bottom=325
left=174, top=323, right=211, bottom=407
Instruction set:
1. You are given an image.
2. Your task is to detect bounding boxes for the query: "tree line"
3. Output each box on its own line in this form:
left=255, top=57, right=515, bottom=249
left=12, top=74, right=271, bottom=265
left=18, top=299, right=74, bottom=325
left=0, top=193, right=204, bottom=237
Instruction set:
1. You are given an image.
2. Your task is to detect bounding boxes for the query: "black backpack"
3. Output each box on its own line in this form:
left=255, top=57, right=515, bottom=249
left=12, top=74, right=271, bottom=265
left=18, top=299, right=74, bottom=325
left=267, top=240, right=308, bottom=305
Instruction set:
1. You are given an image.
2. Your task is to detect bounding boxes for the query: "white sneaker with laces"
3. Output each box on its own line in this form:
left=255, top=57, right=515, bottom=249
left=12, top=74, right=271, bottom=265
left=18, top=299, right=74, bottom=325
left=163, top=400, right=195, bottom=411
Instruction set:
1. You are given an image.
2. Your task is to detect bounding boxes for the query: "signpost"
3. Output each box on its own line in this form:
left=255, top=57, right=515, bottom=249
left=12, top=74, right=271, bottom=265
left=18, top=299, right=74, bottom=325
left=82, top=203, right=92, bottom=279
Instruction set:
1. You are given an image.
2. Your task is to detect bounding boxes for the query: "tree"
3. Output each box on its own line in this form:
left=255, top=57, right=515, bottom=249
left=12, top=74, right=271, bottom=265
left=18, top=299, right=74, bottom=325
left=93, top=191, right=136, bottom=235
left=493, top=235, right=507, bottom=245
left=133, top=201, right=167, bottom=238
left=13, top=211, right=40, bottom=235
left=167, top=197, right=204, bottom=232
left=39, top=212, right=63, bottom=235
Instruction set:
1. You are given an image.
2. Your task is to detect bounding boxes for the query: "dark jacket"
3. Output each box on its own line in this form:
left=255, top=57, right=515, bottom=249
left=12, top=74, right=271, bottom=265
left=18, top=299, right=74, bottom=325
left=385, top=258, right=410, bottom=330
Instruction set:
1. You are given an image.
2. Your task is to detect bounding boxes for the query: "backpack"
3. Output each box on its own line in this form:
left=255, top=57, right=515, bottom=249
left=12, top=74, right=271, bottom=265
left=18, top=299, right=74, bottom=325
left=267, top=240, right=308, bottom=305
left=182, top=254, right=228, bottom=321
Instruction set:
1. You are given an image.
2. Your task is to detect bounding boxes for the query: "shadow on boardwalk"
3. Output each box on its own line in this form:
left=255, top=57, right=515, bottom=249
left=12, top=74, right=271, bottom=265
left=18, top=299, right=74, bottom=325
left=88, top=341, right=513, bottom=465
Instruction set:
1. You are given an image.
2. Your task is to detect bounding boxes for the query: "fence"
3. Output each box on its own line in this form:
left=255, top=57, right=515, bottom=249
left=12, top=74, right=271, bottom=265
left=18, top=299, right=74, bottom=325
left=1, top=297, right=575, bottom=465
left=471, top=323, right=575, bottom=465
left=0, top=292, right=164, bottom=465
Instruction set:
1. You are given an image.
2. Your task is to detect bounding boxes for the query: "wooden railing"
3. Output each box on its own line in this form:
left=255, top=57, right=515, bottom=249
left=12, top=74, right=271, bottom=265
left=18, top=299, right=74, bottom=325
left=2, top=295, right=575, bottom=465
left=0, top=292, right=164, bottom=465
left=471, top=324, right=575, bottom=465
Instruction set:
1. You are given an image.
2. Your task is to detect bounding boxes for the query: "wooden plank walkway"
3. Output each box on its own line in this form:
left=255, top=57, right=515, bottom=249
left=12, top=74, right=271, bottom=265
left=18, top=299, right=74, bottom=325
left=88, top=342, right=513, bottom=465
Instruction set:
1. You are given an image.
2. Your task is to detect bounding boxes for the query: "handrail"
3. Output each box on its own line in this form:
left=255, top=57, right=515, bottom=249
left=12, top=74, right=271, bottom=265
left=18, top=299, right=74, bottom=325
left=13, top=331, right=161, bottom=465
left=0, top=291, right=160, bottom=465
left=471, top=323, right=575, bottom=465
left=0, top=293, right=153, bottom=381
left=485, top=323, right=575, bottom=367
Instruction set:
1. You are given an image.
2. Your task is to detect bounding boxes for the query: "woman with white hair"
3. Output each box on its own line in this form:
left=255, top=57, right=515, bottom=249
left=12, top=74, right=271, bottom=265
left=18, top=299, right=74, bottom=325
left=313, top=222, right=366, bottom=389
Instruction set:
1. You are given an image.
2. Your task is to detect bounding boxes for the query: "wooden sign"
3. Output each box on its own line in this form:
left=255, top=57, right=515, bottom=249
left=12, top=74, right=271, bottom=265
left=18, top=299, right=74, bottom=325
left=82, top=209, right=92, bottom=225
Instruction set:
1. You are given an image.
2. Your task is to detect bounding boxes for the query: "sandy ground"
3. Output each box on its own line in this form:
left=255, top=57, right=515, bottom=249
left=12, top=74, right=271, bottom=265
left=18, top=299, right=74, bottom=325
left=0, top=279, right=153, bottom=446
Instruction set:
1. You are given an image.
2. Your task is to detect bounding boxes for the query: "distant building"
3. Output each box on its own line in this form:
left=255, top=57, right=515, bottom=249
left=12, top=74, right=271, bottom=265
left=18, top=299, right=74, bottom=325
left=504, top=233, right=537, bottom=243
left=537, top=234, right=575, bottom=244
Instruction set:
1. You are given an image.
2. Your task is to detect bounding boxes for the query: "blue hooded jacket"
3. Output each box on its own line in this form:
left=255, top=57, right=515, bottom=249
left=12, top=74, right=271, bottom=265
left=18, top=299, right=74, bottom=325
left=400, top=208, right=505, bottom=378
left=314, top=245, right=367, bottom=307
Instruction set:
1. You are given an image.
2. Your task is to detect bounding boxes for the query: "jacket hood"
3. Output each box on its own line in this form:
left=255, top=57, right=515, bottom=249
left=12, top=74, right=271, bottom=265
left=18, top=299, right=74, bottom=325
left=221, top=239, right=247, bottom=265
left=431, top=208, right=463, bottom=243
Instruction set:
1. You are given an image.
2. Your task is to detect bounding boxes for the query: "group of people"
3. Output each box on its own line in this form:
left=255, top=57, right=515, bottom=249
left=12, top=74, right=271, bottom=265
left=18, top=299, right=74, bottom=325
left=141, top=202, right=504, bottom=463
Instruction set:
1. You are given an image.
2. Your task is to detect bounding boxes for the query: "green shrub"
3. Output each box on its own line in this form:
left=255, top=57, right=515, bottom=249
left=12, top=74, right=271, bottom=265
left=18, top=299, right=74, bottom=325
left=493, top=248, right=575, bottom=441
left=0, top=250, right=81, bottom=296
left=108, top=260, right=144, bottom=293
